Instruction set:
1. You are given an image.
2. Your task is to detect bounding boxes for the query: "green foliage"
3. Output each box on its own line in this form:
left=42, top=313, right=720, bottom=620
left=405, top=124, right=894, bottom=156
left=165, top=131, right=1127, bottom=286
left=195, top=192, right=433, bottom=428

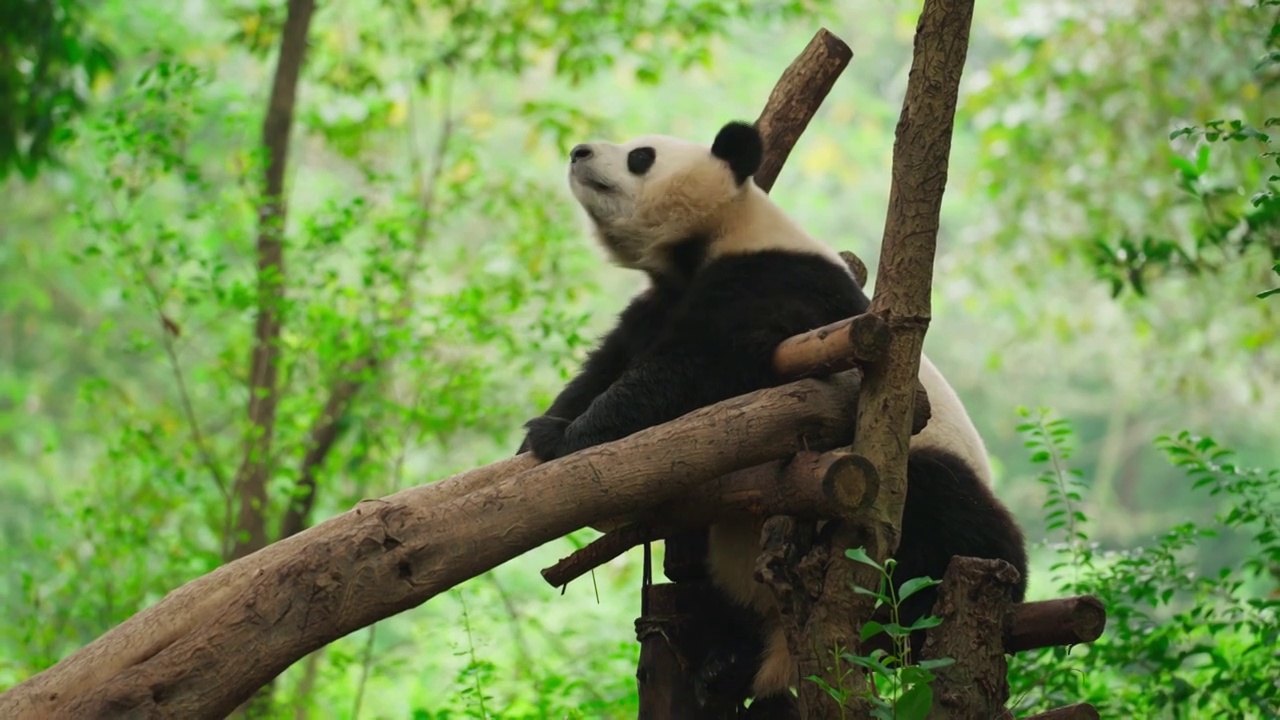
left=1008, top=412, right=1280, bottom=718
left=0, top=0, right=117, bottom=180
left=806, top=547, right=951, bottom=720
left=968, top=0, right=1280, bottom=301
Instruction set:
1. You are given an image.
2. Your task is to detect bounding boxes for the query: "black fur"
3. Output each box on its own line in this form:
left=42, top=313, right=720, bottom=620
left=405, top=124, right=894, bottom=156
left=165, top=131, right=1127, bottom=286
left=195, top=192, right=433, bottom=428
left=521, top=249, right=860, bottom=460
left=519, top=243, right=1028, bottom=708
left=711, top=121, right=764, bottom=185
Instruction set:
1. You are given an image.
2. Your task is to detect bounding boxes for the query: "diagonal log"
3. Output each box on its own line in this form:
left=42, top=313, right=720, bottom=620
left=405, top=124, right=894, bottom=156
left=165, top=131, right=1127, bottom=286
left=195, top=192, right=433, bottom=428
left=0, top=372, right=865, bottom=719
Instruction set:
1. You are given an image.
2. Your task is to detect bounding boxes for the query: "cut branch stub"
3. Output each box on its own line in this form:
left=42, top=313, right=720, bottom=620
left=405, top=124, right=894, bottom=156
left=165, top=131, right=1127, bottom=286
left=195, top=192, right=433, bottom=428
left=1006, top=595, right=1106, bottom=653
left=919, top=556, right=1021, bottom=719
left=839, top=250, right=868, bottom=288
left=774, top=312, right=889, bottom=378
left=752, top=28, right=853, bottom=193
left=821, top=451, right=879, bottom=513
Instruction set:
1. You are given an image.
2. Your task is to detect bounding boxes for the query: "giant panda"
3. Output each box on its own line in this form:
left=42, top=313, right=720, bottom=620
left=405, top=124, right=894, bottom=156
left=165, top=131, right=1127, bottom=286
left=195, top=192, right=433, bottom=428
left=519, top=120, right=1028, bottom=715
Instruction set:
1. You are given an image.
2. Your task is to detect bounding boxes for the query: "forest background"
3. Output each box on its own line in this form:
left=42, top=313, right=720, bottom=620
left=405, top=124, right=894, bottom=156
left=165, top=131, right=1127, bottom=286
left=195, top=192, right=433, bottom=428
left=1, top=0, right=1277, bottom=717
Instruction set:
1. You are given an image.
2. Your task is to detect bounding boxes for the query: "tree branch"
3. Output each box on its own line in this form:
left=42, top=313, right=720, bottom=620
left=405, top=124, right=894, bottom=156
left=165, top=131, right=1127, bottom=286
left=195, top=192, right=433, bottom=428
left=229, top=0, right=317, bottom=561
left=1006, top=595, right=1107, bottom=653
left=541, top=451, right=880, bottom=588
left=779, top=0, right=977, bottom=714
left=0, top=372, right=864, bottom=718
left=752, top=28, right=853, bottom=193
left=279, top=356, right=376, bottom=540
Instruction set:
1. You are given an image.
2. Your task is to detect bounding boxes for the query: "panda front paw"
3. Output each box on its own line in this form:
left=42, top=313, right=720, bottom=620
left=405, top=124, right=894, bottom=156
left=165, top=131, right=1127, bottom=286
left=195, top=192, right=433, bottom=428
left=522, top=415, right=573, bottom=461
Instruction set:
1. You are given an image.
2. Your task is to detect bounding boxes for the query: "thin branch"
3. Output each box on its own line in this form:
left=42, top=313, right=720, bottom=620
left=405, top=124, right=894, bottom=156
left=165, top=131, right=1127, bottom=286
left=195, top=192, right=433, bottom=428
left=131, top=259, right=230, bottom=499
left=278, top=357, right=375, bottom=540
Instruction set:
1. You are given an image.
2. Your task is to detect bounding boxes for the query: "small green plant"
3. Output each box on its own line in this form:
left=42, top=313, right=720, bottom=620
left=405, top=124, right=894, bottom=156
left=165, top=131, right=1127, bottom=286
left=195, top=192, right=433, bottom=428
left=807, top=548, right=953, bottom=720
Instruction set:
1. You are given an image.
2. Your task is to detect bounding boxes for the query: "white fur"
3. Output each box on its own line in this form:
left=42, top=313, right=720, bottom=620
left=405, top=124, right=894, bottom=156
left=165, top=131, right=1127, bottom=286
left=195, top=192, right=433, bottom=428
left=568, top=128, right=992, bottom=699
left=568, top=135, right=845, bottom=276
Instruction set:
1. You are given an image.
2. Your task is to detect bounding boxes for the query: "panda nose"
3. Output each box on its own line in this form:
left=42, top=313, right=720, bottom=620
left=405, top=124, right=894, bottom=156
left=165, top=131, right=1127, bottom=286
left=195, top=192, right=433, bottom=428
left=570, top=145, right=593, bottom=162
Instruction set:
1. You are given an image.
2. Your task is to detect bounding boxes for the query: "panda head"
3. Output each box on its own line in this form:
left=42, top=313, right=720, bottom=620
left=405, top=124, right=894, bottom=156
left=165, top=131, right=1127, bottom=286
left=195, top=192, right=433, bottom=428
left=566, top=121, right=764, bottom=273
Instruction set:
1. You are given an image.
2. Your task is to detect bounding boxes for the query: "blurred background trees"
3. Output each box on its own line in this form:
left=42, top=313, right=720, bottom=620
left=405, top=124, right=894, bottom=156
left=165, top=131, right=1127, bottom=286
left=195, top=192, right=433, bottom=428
left=0, top=0, right=1275, bottom=717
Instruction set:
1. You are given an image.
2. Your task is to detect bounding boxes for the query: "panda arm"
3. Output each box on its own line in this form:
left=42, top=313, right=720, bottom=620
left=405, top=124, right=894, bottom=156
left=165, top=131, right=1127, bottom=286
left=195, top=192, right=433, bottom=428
left=517, top=287, right=672, bottom=454
left=523, top=346, right=762, bottom=460
left=524, top=270, right=809, bottom=460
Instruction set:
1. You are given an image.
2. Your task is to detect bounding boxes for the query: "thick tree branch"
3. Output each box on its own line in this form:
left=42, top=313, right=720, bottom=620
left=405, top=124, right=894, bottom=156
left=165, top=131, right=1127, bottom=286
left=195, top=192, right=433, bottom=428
left=1006, top=595, right=1106, bottom=653
left=780, top=0, right=977, bottom=714
left=0, top=373, right=864, bottom=718
left=919, top=557, right=1020, bottom=718
left=229, top=0, right=317, bottom=561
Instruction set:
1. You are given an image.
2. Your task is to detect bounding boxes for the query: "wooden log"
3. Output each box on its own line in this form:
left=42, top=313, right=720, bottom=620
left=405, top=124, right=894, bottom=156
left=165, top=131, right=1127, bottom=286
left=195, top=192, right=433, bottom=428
left=635, top=582, right=742, bottom=720
left=752, top=28, right=853, bottom=193
left=0, top=373, right=863, bottom=719
left=1006, top=595, right=1106, bottom=653
left=781, top=0, right=978, bottom=711
left=918, top=556, right=1021, bottom=719
left=542, top=451, right=879, bottom=587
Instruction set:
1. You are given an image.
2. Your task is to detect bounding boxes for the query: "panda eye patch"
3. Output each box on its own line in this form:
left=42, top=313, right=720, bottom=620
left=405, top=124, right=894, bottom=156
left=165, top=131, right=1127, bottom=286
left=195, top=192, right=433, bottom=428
left=627, top=147, right=656, bottom=175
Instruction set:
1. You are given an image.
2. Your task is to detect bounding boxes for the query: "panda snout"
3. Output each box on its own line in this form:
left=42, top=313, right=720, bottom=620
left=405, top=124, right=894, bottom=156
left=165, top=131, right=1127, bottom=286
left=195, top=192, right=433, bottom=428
left=570, top=144, right=594, bottom=163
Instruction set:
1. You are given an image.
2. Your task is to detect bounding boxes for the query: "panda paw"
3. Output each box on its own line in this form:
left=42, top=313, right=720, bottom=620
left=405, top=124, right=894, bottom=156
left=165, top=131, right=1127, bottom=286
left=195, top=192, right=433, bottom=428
left=522, top=415, right=573, bottom=461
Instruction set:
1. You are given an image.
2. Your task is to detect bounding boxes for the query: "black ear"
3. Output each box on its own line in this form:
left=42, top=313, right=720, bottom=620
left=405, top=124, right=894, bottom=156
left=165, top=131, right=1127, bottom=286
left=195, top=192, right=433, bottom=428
left=711, top=121, right=763, bottom=185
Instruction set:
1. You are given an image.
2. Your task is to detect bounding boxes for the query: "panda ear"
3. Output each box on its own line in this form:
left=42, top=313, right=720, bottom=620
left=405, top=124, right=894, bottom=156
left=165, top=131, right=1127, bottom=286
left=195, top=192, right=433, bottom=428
left=711, top=121, right=763, bottom=185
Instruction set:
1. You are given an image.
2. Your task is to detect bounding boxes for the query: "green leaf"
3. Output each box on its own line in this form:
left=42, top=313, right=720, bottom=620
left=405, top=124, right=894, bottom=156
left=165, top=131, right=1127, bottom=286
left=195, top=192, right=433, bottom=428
left=845, top=546, right=883, bottom=570
left=895, top=683, right=935, bottom=720
left=904, top=615, right=944, bottom=632
left=897, top=576, right=941, bottom=602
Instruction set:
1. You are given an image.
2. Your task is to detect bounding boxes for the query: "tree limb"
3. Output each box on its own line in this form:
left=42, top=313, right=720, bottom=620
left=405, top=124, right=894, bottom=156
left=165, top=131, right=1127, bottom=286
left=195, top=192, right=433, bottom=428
left=541, top=451, right=880, bottom=588
left=0, top=372, right=864, bottom=719
left=780, top=0, right=977, bottom=714
left=229, top=0, right=317, bottom=561
left=919, top=557, right=1020, bottom=719
left=1006, top=595, right=1107, bottom=653
left=753, top=28, right=853, bottom=193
